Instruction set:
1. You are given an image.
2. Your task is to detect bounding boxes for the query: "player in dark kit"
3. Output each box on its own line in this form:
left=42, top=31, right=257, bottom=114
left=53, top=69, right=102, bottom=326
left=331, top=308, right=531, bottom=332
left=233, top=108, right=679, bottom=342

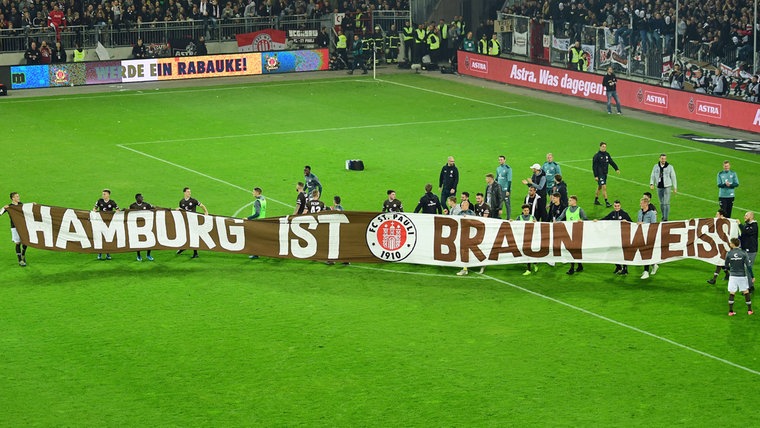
left=93, top=189, right=119, bottom=260
left=382, top=190, right=403, bottom=212
left=725, top=237, right=754, bottom=316
left=1, top=192, right=28, bottom=267
left=295, top=182, right=307, bottom=215
left=414, top=183, right=442, bottom=214
left=307, top=190, right=326, bottom=213
left=129, top=193, right=155, bottom=262
left=592, top=142, right=621, bottom=208
left=177, top=187, right=208, bottom=258
left=473, top=193, right=490, bottom=218
left=600, top=199, right=632, bottom=275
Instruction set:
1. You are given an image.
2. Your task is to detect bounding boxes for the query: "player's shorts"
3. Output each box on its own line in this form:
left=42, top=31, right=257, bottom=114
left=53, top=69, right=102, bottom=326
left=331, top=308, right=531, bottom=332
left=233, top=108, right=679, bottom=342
left=597, top=175, right=607, bottom=186
left=11, top=227, right=20, bottom=244
left=728, top=276, right=750, bottom=294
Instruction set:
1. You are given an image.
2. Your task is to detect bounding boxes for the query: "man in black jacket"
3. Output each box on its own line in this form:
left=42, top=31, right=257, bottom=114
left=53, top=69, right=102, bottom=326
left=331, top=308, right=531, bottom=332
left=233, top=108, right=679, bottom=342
left=414, top=183, right=442, bottom=214
left=592, top=141, right=620, bottom=208
left=438, top=156, right=459, bottom=211
left=484, top=173, right=503, bottom=219
left=600, top=200, right=632, bottom=275
left=740, top=211, right=758, bottom=288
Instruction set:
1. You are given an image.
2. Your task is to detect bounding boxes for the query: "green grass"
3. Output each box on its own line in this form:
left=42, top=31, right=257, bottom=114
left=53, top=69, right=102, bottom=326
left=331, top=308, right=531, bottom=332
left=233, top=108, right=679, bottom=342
left=1, top=72, right=759, bottom=426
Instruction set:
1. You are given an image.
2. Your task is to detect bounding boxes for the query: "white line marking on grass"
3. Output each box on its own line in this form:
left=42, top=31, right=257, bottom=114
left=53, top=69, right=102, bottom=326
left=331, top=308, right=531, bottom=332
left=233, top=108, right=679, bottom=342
left=562, top=149, right=698, bottom=163
left=477, top=272, right=760, bottom=376
left=233, top=201, right=255, bottom=217
left=1, top=80, right=357, bottom=103
left=558, top=161, right=757, bottom=212
left=350, top=264, right=490, bottom=280
left=377, top=78, right=760, bottom=166
left=122, top=115, right=533, bottom=146
left=116, top=144, right=294, bottom=208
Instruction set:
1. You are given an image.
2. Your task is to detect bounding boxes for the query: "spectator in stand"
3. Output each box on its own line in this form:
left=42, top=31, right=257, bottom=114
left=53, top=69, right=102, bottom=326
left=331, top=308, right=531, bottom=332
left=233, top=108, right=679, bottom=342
left=746, top=75, right=759, bottom=103
left=222, top=2, right=235, bottom=21
left=51, top=40, right=66, bottom=63
left=650, top=12, right=664, bottom=52
left=669, top=64, right=684, bottom=89
left=132, top=38, right=147, bottom=58
left=24, top=40, right=40, bottom=64
left=693, top=68, right=709, bottom=93
left=711, top=68, right=728, bottom=96
left=38, top=40, right=52, bottom=64
left=47, top=3, right=66, bottom=41
left=123, top=4, right=136, bottom=28
left=196, top=35, right=208, bottom=55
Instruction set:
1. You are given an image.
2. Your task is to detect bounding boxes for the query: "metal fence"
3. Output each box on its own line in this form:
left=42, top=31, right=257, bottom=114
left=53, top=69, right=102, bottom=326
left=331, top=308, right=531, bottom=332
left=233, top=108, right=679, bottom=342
left=0, top=14, right=336, bottom=54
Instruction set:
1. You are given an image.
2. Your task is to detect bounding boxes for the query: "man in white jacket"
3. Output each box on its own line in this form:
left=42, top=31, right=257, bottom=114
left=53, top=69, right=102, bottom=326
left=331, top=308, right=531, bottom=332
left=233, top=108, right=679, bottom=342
left=649, top=153, right=678, bottom=221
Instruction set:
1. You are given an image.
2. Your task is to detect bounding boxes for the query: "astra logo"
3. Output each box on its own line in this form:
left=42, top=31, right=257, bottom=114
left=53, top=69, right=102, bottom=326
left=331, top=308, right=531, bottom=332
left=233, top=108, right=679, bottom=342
left=643, top=91, right=668, bottom=107
left=696, top=101, right=721, bottom=118
left=469, top=59, right=488, bottom=72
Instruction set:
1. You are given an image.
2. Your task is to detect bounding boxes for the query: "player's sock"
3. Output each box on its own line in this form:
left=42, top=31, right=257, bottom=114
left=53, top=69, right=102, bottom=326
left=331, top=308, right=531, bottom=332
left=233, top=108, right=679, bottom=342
left=15, top=244, right=22, bottom=261
left=729, top=294, right=735, bottom=312
left=745, top=294, right=752, bottom=312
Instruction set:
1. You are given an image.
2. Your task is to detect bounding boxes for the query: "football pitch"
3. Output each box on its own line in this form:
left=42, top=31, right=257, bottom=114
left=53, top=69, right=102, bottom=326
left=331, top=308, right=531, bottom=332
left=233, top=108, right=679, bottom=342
left=2, top=71, right=760, bottom=426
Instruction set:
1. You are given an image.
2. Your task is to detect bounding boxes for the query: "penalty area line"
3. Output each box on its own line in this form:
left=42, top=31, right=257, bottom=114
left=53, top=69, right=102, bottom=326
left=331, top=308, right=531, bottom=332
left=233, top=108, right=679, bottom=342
left=479, top=272, right=760, bottom=377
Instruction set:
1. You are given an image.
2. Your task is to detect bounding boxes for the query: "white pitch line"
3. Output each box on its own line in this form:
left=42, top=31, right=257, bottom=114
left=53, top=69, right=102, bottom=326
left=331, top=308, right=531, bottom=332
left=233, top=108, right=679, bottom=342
left=122, top=114, right=533, bottom=146
left=558, top=161, right=757, bottom=212
left=377, top=78, right=760, bottom=166
left=0, top=79, right=357, bottom=104
left=562, top=149, right=698, bottom=163
left=116, top=144, right=293, bottom=208
left=232, top=201, right=255, bottom=217
left=350, top=264, right=490, bottom=280
left=476, top=271, right=760, bottom=377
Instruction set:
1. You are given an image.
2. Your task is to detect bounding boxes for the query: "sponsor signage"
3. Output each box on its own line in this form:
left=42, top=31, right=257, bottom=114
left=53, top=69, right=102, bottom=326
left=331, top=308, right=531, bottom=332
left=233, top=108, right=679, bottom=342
left=695, top=100, right=722, bottom=118
left=5, top=49, right=326, bottom=90
left=458, top=51, right=760, bottom=133
left=7, top=204, right=736, bottom=267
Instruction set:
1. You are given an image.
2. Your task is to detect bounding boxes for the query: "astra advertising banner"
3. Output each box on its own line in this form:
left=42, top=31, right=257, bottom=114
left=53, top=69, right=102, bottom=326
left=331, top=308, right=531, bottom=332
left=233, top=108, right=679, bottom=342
left=457, top=52, right=760, bottom=133
left=7, top=204, right=735, bottom=267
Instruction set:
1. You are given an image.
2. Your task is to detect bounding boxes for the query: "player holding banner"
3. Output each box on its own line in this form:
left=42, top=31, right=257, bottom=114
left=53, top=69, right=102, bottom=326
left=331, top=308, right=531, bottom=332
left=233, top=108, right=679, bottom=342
left=1, top=192, right=28, bottom=267
left=725, top=237, right=754, bottom=316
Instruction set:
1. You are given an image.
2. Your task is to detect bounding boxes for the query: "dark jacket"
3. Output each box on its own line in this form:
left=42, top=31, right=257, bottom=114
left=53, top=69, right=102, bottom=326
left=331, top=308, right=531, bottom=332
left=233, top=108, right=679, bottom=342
left=414, top=192, right=442, bottom=214
left=740, top=221, right=758, bottom=253
left=592, top=150, right=619, bottom=178
left=485, top=182, right=503, bottom=218
left=439, top=164, right=459, bottom=193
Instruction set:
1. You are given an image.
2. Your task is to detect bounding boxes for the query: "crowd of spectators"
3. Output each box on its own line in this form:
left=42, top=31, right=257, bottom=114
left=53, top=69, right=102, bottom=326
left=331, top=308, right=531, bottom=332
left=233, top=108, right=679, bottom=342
left=0, top=0, right=408, bottom=32
left=502, top=0, right=757, bottom=64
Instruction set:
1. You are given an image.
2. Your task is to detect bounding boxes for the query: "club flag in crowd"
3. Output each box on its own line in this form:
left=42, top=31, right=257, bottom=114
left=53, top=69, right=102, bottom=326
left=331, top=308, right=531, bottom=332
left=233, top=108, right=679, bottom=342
left=236, top=29, right=288, bottom=53
left=6, top=204, right=737, bottom=268
left=512, top=31, right=528, bottom=55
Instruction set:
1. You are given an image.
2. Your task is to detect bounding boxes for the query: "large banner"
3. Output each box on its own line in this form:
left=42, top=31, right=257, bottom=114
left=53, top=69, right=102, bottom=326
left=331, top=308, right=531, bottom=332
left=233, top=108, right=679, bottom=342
left=457, top=52, right=760, bottom=133
left=236, top=29, right=288, bottom=52
left=7, top=49, right=327, bottom=89
left=6, top=204, right=736, bottom=267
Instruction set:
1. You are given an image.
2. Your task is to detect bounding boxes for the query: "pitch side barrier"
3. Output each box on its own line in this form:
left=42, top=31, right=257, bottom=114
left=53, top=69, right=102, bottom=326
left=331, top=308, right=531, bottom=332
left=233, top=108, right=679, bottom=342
left=457, top=51, right=760, bottom=134
left=0, top=48, right=329, bottom=91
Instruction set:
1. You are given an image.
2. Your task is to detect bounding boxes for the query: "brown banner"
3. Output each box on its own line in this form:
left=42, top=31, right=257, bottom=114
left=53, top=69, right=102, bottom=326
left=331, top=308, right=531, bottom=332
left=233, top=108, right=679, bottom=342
left=6, top=204, right=736, bottom=266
